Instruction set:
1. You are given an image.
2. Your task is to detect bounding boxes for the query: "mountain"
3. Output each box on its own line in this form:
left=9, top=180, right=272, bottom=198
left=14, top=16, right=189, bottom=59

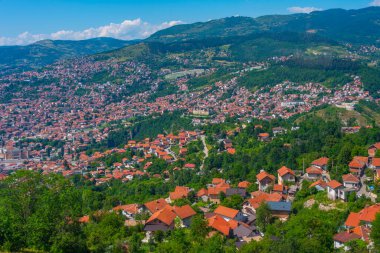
left=148, top=7, right=380, bottom=45
left=0, top=37, right=135, bottom=71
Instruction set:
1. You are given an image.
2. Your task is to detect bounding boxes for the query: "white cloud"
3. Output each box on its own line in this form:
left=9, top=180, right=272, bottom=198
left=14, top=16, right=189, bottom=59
left=0, top=18, right=183, bottom=46
left=370, top=0, right=380, bottom=6
left=287, top=6, right=323, bottom=14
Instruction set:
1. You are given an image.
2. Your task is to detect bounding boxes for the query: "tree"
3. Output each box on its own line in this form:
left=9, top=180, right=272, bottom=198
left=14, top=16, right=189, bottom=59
left=190, top=215, right=209, bottom=239
left=371, top=213, right=380, bottom=252
left=256, top=203, right=272, bottom=233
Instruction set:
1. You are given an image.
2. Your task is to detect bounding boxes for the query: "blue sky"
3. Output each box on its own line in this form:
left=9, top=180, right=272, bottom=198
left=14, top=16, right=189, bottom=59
left=0, top=0, right=378, bottom=45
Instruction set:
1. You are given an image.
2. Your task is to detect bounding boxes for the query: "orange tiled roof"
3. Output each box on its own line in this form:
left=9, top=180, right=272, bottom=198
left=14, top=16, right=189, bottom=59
left=277, top=166, right=295, bottom=177
left=144, top=198, right=168, bottom=213
left=345, top=212, right=360, bottom=227
left=238, top=181, right=251, bottom=189
left=358, top=204, right=380, bottom=223
left=327, top=180, right=343, bottom=189
left=309, top=179, right=327, bottom=189
left=214, top=205, right=239, bottom=219
left=256, top=171, right=275, bottom=182
left=208, top=215, right=231, bottom=236
left=146, top=206, right=177, bottom=226
left=373, top=158, right=380, bottom=167
left=173, top=205, right=196, bottom=219
left=342, top=174, right=360, bottom=183
left=197, top=188, right=208, bottom=197
left=311, top=157, right=329, bottom=167
left=113, top=204, right=140, bottom=214
left=306, top=167, right=323, bottom=174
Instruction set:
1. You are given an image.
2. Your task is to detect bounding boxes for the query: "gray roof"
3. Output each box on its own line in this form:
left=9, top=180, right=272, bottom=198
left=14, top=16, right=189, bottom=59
left=267, top=201, right=292, bottom=212
left=226, top=188, right=246, bottom=197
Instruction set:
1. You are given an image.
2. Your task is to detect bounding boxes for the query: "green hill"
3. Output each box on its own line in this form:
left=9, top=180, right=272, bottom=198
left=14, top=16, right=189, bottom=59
left=0, top=37, right=135, bottom=71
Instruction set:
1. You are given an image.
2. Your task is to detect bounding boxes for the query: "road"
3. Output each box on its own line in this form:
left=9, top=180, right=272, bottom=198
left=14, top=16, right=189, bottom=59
left=200, top=135, right=209, bottom=170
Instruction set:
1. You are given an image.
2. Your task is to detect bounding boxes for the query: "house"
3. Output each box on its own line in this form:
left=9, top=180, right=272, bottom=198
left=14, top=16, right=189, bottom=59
left=173, top=205, right=197, bottom=227
left=371, top=158, right=380, bottom=169
left=208, top=214, right=233, bottom=237
left=168, top=186, right=190, bottom=203
left=344, top=204, right=380, bottom=227
left=258, top=133, right=270, bottom=142
left=144, top=206, right=176, bottom=232
left=272, top=184, right=287, bottom=194
left=214, top=205, right=245, bottom=222
left=333, top=229, right=363, bottom=250
left=267, top=201, right=292, bottom=220
left=144, top=198, right=169, bottom=214
left=238, top=181, right=251, bottom=189
left=368, top=142, right=380, bottom=157
left=305, top=166, right=323, bottom=180
left=326, top=180, right=346, bottom=201
left=197, top=188, right=209, bottom=202
left=243, top=191, right=283, bottom=213
left=309, top=179, right=327, bottom=191
left=342, top=174, right=360, bottom=189
left=349, top=156, right=368, bottom=176
left=226, top=188, right=247, bottom=198
left=208, top=186, right=229, bottom=204
left=256, top=171, right=275, bottom=191
left=112, top=204, right=142, bottom=218
left=277, top=166, right=295, bottom=185
left=272, top=127, right=286, bottom=136
left=233, top=222, right=259, bottom=241
left=144, top=204, right=197, bottom=231
left=311, top=157, right=329, bottom=170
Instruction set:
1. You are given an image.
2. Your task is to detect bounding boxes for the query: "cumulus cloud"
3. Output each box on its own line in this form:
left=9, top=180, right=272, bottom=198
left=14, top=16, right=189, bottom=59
left=0, top=18, right=183, bottom=46
left=370, top=0, right=380, bottom=6
left=287, top=6, right=323, bottom=14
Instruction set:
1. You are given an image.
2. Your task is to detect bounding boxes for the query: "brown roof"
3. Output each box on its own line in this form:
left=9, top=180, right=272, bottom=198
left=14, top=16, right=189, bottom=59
left=333, top=231, right=361, bottom=243
left=214, top=205, right=239, bottom=219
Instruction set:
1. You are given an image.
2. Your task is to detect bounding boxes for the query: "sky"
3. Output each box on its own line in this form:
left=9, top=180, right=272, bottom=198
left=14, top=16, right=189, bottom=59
left=0, top=0, right=379, bottom=46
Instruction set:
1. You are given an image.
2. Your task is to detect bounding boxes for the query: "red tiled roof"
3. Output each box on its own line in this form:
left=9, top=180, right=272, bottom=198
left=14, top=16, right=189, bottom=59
left=342, top=174, right=360, bottom=183
left=278, top=166, right=295, bottom=177
left=238, top=181, right=251, bottom=189
left=358, top=204, right=380, bottom=223
left=113, top=204, right=140, bottom=214
left=173, top=205, right=196, bottom=219
left=345, top=212, right=360, bottom=228
left=197, top=188, right=208, bottom=197
left=306, top=167, right=323, bottom=175
left=256, top=171, right=275, bottom=182
left=144, top=198, right=168, bottom=213
left=79, top=215, right=90, bottom=223
left=212, top=178, right=226, bottom=185
left=208, top=215, right=231, bottom=236
left=214, top=205, right=239, bottom=219
left=146, top=206, right=176, bottom=226
left=373, top=158, right=380, bottom=167
left=273, top=184, right=284, bottom=192
left=311, top=157, right=329, bottom=167
left=309, top=179, right=327, bottom=189
left=327, top=180, right=343, bottom=189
